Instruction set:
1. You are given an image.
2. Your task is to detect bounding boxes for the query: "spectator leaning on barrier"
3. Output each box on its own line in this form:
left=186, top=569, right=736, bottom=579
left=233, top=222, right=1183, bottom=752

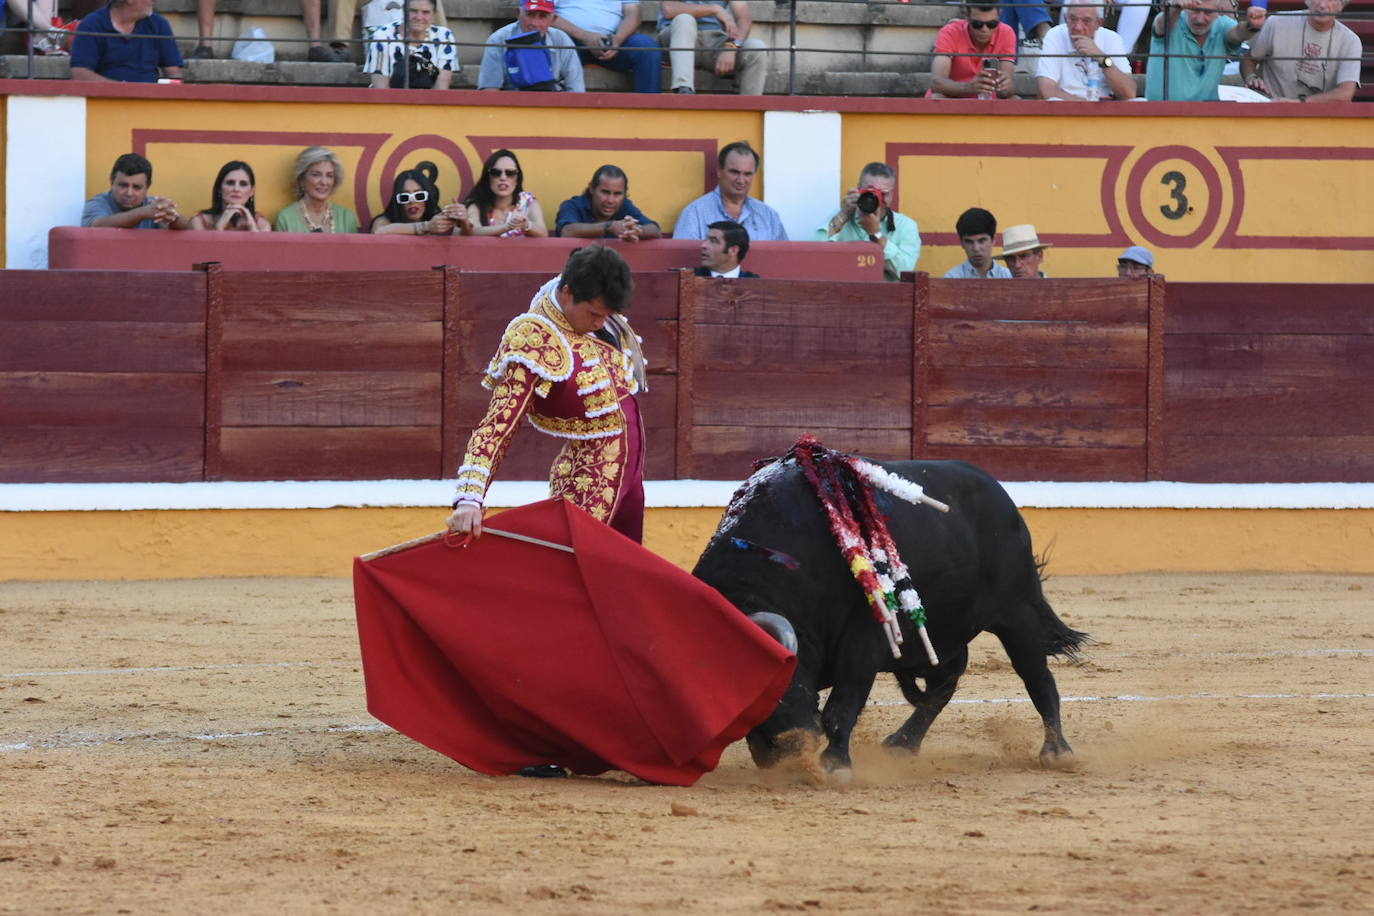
left=1037, top=0, right=1137, bottom=100
left=944, top=207, right=1012, bottom=278
left=1146, top=0, right=1264, bottom=100
left=479, top=0, right=586, bottom=92
left=1117, top=245, right=1155, bottom=278
left=556, top=164, right=662, bottom=241
left=70, top=0, right=183, bottom=82
left=1242, top=0, right=1361, bottom=102
left=553, top=0, right=662, bottom=94
left=697, top=220, right=758, bottom=277
left=814, top=162, right=921, bottom=282
left=998, top=223, right=1051, bottom=278
left=274, top=146, right=361, bottom=234
left=927, top=3, right=1017, bottom=100
left=81, top=153, right=188, bottom=230
left=673, top=141, right=788, bottom=241
left=365, top=0, right=457, bottom=89
left=656, top=1, right=769, bottom=95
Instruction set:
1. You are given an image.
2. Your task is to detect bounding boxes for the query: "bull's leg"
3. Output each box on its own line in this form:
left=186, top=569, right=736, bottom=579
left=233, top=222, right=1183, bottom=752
left=818, top=673, right=877, bottom=779
left=993, top=624, right=1074, bottom=766
left=882, top=646, right=969, bottom=753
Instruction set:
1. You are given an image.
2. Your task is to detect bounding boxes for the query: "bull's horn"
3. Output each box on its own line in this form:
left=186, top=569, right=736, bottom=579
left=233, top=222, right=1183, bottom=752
left=747, top=612, right=798, bottom=654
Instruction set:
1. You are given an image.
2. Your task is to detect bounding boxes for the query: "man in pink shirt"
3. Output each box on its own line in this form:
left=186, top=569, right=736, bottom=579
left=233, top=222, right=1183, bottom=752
left=928, top=3, right=1017, bottom=99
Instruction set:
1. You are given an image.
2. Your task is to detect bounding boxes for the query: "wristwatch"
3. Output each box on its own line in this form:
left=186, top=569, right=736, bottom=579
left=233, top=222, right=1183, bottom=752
left=1100, top=56, right=1115, bottom=69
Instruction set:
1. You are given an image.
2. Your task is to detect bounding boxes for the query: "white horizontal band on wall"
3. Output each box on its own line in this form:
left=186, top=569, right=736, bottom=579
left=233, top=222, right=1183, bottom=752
left=3, top=480, right=1374, bottom=512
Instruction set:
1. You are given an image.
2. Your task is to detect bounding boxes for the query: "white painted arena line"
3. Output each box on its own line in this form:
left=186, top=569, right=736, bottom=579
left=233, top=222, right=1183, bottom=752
left=1, top=661, right=350, bottom=679
left=4, top=691, right=1371, bottom=754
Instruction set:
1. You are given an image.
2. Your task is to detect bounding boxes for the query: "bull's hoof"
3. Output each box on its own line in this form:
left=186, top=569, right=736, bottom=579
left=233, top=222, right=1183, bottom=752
left=826, top=765, right=854, bottom=785
left=1039, top=747, right=1077, bottom=770
left=881, top=733, right=920, bottom=755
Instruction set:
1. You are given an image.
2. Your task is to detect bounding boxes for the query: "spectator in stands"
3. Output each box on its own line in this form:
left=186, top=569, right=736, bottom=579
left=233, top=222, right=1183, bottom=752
left=273, top=147, right=360, bottom=234
left=1037, top=0, right=1137, bottom=100
left=556, top=164, right=662, bottom=240
left=1242, top=0, right=1360, bottom=102
left=927, top=3, right=1016, bottom=99
left=1001, top=0, right=1052, bottom=51
left=479, top=0, right=585, bottom=92
left=1117, top=245, right=1155, bottom=277
left=371, top=160, right=467, bottom=235
left=70, top=0, right=183, bottom=82
left=463, top=149, right=549, bottom=237
left=6, top=0, right=66, bottom=56
left=656, top=1, right=769, bottom=95
left=189, top=0, right=333, bottom=60
left=553, top=0, right=662, bottom=93
left=189, top=161, right=273, bottom=232
left=998, top=224, right=1050, bottom=277
left=815, top=162, right=921, bottom=282
left=673, top=141, right=788, bottom=241
left=944, top=207, right=1011, bottom=278
left=325, top=0, right=452, bottom=63
left=1146, top=0, right=1264, bottom=100
left=696, top=219, right=758, bottom=277
left=81, top=152, right=188, bottom=230
left=364, top=0, right=456, bottom=88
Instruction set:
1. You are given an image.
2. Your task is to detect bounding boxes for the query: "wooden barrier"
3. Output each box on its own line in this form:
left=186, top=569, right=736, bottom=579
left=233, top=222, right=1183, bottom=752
left=0, top=270, right=207, bottom=483
left=3, top=268, right=1369, bottom=485
left=45, top=230, right=883, bottom=283
left=1160, top=282, right=1374, bottom=483
left=918, top=276, right=1163, bottom=482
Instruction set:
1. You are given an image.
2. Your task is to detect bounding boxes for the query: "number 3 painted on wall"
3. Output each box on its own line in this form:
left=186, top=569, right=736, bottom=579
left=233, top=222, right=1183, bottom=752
left=1159, top=170, right=1189, bottom=221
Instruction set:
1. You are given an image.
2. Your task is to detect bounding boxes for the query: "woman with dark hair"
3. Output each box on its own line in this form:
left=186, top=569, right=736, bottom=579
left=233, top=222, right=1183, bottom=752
left=463, top=149, right=548, bottom=238
left=188, top=160, right=272, bottom=232
left=370, top=160, right=467, bottom=236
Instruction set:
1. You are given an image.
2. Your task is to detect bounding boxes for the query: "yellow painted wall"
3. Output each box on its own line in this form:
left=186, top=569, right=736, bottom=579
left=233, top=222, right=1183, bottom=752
left=82, top=98, right=765, bottom=237
left=2, top=507, right=1372, bottom=581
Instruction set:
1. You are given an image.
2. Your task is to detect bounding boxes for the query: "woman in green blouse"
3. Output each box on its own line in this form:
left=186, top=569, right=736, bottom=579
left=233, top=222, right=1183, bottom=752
left=274, top=147, right=360, bottom=234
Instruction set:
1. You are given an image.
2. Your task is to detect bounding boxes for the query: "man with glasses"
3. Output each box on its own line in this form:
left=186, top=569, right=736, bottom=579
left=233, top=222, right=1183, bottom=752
left=1242, top=0, right=1360, bottom=102
left=1037, top=0, right=1137, bottom=100
left=555, top=164, right=662, bottom=240
left=1116, top=245, right=1155, bottom=278
left=927, top=3, right=1017, bottom=99
left=997, top=224, right=1051, bottom=278
left=1145, top=0, right=1265, bottom=100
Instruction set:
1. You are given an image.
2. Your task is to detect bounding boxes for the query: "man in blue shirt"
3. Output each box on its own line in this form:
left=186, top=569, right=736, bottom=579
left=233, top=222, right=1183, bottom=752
left=70, top=0, right=184, bottom=83
left=673, top=141, right=788, bottom=241
left=1145, top=0, right=1263, bottom=101
left=556, top=164, right=662, bottom=240
left=552, top=0, right=662, bottom=93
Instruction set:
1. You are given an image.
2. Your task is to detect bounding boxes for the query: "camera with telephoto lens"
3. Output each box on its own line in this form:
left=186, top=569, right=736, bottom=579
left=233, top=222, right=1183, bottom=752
left=856, top=186, right=885, bottom=215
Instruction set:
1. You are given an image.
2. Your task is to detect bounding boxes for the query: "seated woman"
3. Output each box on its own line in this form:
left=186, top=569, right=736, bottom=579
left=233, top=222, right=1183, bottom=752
left=370, top=160, right=468, bottom=236
left=463, top=149, right=548, bottom=238
left=364, top=0, right=458, bottom=90
left=188, top=160, right=272, bottom=232
left=274, top=146, right=360, bottom=234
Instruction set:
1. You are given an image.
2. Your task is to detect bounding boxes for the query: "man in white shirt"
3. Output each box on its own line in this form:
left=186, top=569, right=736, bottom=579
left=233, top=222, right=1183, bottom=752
left=1036, top=0, right=1137, bottom=100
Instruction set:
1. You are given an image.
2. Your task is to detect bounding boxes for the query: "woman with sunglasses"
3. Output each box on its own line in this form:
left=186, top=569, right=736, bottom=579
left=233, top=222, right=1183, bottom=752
left=189, top=160, right=273, bottom=232
left=463, top=149, right=548, bottom=238
left=370, top=160, right=468, bottom=235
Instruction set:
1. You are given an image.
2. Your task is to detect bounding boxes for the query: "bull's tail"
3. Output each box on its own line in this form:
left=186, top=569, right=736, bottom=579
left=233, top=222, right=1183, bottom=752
left=1034, top=590, right=1090, bottom=662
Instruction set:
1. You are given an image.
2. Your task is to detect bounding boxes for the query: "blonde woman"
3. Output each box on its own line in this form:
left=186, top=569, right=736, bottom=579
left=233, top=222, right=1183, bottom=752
left=274, top=147, right=360, bottom=234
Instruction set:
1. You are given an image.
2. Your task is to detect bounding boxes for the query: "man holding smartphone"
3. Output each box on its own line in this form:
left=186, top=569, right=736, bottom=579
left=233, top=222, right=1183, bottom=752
left=927, top=3, right=1017, bottom=99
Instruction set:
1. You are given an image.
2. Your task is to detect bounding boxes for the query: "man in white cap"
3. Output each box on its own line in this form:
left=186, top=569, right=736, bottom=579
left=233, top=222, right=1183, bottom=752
left=998, top=224, right=1051, bottom=278
left=1116, top=245, right=1155, bottom=278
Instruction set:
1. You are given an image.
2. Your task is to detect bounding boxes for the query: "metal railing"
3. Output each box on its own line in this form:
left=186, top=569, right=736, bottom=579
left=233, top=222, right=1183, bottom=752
left=3, top=0, right=1371, bottom=100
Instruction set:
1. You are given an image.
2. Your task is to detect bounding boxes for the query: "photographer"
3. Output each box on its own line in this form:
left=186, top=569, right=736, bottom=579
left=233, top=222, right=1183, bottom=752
left=814, top=162, right=921, bottom=282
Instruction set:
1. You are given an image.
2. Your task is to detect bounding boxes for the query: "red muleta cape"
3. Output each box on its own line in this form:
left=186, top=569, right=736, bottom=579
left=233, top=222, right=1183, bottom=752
left=352, top=498, right=796, bottom=786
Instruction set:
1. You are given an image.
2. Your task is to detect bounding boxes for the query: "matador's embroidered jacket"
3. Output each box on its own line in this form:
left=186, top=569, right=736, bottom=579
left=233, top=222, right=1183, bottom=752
left=453, top=284, right=644, bottom=526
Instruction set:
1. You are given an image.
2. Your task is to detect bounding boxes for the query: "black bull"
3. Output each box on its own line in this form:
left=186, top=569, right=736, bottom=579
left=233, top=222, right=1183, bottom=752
left=693, top=458, right=1089, bottom=776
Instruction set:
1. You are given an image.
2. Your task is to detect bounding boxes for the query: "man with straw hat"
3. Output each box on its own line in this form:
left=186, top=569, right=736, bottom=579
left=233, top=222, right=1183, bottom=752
left=998, top=223, right=1052, bottom=278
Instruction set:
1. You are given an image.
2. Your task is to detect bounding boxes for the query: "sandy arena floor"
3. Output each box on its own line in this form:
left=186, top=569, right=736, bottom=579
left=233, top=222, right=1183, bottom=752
left=2, top=573, right=1372, bottom=914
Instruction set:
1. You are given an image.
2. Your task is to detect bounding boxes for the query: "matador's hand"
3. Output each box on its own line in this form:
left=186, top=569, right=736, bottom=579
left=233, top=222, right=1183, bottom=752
left=447, top=503, right=484, bottom=538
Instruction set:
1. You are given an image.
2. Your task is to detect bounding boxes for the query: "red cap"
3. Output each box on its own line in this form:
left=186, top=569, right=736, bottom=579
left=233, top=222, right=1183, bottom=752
left=522, top=0, right=555, bottom=12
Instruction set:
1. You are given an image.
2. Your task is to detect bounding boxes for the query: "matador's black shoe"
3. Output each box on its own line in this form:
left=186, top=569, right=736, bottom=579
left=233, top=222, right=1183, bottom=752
left=515, top=764, right=568, bottom=778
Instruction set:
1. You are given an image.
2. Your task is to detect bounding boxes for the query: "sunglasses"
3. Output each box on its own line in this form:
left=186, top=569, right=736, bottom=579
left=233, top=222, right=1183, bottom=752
left=969, top=20, right=999, bottom=30
left=395, top=190, right=429, bottom=204
left=489, top=168, right=519, bottom=178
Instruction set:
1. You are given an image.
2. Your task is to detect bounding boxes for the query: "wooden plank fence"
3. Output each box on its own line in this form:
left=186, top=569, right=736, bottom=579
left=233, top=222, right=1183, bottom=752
left=1, top=267, right=1367, bottom=485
